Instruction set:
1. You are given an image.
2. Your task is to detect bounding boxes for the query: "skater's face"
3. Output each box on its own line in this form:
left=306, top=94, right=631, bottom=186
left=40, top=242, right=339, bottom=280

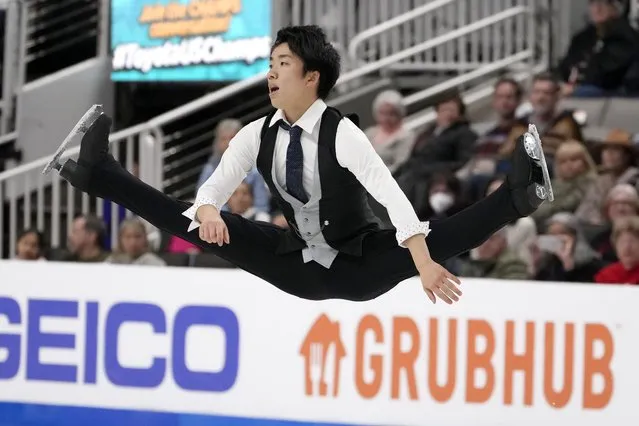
left=267, top=43, right=320, bottom=113
left=16, top=232, right=41, bottom=260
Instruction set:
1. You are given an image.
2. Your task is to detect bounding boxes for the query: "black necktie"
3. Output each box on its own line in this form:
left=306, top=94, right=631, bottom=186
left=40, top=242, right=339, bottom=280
left=279, top=121, right=308, bottom=203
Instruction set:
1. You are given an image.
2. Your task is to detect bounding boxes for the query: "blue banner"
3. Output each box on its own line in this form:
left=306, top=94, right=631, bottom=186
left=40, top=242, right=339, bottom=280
left=110, top=0, right=272, bottom=82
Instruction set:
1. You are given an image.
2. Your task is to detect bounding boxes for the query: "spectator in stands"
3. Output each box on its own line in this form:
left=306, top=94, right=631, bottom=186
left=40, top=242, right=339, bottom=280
left=557, top=0, right=639, bottom=97
left=595, top=215, right=639, bottom=284
left=15, top=229, right=47, bottom=261
left=575, top=129, right=639, bottom=225
left=485, top=176, right=538, bottom=271
left=532, top=212, right=606, bottom=283
left=530, top=140, right=598, bottom=227
left=499, top=72, right=583, bottom=163
left=166, top=235, right=200, bottom=254
left=106, top=218, right=166, bottom=266
left=364, top=90, right=415, bottom=174
left=416, top=172, right=469, bottom=221
left=588, top=183, right=639, bottom=261
left=395, top=90, right=477, bottom=205
left=197, top=119, right=271, bottom=221
left=460, top=77, right=524, bottom=191
left=457, top=227, right=530, bottom=280
left=65, top=215, right=109, bottom=262
left=227, top=181, right=258, bottom=220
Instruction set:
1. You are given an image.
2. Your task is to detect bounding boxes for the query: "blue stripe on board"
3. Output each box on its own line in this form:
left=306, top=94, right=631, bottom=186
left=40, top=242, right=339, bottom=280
left=0, top=402, right=364, bottom=426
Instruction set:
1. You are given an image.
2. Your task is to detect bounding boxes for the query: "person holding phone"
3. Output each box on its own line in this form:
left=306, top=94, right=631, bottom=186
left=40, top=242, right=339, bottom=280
left=532, top=212, right=607, bottom=283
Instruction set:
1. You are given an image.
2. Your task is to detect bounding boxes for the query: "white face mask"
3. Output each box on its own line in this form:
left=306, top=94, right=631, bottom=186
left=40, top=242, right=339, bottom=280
left=429, top=192, right=454, bottom=214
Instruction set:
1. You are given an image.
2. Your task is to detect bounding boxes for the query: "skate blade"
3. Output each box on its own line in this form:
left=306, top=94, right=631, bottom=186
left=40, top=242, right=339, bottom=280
left=42, top=104, right=105, bottom=175
left=525, top=124, right=554, bottom=203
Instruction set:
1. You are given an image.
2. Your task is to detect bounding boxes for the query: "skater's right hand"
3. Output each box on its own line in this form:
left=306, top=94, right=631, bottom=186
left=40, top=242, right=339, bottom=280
left=417, top=259, right=462, bottom=305
left=196, top=205, right=230, bottom=246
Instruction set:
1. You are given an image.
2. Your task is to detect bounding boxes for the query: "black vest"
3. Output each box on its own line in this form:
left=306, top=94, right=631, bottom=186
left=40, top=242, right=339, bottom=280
left=256, top=107, right=381, bottom=256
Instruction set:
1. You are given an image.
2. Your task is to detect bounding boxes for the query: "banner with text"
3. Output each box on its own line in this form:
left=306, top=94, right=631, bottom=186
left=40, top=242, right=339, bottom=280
left=0, top=261, right=637, bottom=426
left=110, top=0, right=271, bottom=81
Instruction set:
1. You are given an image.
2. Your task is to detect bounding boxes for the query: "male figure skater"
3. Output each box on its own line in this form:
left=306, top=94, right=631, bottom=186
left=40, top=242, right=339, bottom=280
left=44, top=26, right=553, bottom=304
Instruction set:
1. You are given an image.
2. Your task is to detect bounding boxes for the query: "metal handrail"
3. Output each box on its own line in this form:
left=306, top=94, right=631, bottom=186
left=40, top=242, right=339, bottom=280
left=0, top=131, right=17, bottom=147
left=347, top=0, right=457, bottom=62
left=340, top=6, right=529, bottom=86
left=0, top=121, right=149, bottom=181
left=402, top=51, right=533, bottom=106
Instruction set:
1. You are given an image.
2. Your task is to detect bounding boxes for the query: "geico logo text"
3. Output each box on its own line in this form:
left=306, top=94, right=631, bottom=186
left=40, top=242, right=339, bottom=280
left=0, top=297, right=239, bottom=392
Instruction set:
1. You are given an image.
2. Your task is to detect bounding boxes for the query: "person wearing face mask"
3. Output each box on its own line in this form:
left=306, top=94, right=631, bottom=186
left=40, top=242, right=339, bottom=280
left=417, top=173, right=469, bottom=221
left=530, top=140, right=597, bottom=227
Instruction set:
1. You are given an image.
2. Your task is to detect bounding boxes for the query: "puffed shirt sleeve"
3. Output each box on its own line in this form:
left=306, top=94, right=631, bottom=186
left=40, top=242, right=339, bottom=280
left=335, top=118, right=430, bottom=247
left=181, top=119, right=262, bottom=231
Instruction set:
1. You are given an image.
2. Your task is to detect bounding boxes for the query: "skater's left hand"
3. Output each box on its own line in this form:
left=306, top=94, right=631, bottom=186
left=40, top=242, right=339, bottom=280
left=417, top=259, right=462, bottom=305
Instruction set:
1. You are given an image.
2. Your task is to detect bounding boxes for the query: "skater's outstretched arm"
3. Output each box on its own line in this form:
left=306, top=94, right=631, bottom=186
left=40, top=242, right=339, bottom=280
left=335, top=117, right=462, bottom=304
left=182, top=121, right=261, bottom=240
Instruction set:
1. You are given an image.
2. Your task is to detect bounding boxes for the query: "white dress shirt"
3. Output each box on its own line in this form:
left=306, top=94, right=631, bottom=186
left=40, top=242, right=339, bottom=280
left=183, top=99, right=430, bottom=248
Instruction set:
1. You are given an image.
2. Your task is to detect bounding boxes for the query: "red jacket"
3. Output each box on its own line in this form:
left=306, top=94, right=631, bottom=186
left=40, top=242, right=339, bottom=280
left=594, top=262, right=639, bottom=285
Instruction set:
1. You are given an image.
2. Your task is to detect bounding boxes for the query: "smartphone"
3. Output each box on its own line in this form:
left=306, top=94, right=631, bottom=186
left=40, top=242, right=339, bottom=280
left=537, top=235, right=563, bottom=254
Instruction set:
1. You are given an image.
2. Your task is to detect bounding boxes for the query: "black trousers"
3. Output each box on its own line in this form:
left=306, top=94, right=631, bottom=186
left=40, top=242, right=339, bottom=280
left=86, top=157, right=521, bottom=301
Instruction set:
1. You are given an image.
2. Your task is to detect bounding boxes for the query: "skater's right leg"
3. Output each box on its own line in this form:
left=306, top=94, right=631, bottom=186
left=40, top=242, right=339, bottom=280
left=45, top=113, right=328, bottom=299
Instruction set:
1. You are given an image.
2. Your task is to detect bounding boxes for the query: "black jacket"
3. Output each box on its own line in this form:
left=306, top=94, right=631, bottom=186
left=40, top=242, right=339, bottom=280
left=557, top=17, right=639, bottom=91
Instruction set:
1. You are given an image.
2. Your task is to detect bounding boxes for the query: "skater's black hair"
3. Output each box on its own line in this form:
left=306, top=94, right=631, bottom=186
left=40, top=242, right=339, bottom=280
left=271, top=25, right=341, bottom=99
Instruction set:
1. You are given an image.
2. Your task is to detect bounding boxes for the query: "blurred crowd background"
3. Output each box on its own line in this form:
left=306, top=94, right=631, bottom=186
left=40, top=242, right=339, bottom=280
left=2, top=0, right=639, bottom=286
